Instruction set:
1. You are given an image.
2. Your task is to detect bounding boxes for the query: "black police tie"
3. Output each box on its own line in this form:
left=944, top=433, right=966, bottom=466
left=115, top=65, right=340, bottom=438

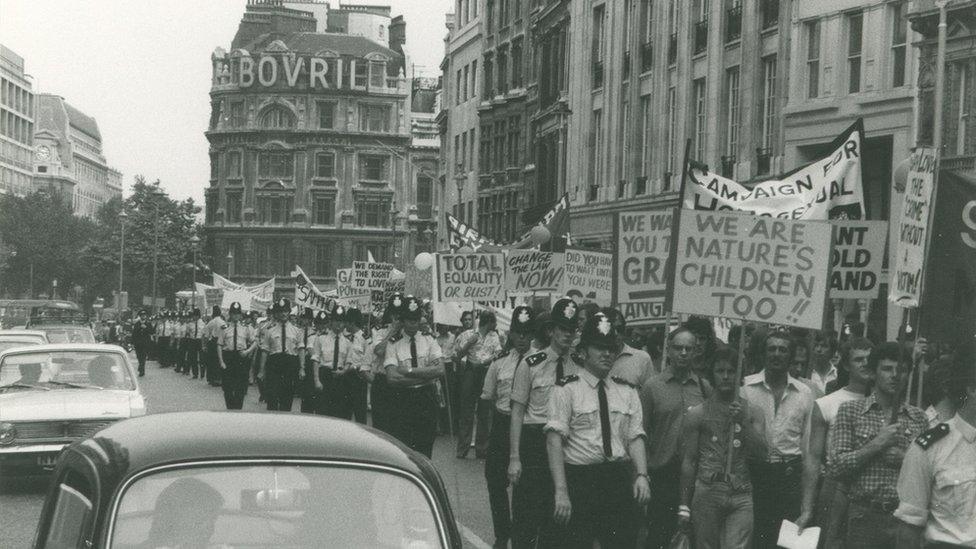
left=598, top=379, right=612, bottom=458
left=410, top=335, right=418, bottom=369
left=556, top=356, right=564, bottom=381
left=233, top=323, right=238, bottom=350
left=333, top=335, right=340, bottom=371
left=281, top=323, right=286, bottom=354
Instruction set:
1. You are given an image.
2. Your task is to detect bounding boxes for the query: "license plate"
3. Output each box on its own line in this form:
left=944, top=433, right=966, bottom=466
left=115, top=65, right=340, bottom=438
left=36, top=455, right=59, bottom=468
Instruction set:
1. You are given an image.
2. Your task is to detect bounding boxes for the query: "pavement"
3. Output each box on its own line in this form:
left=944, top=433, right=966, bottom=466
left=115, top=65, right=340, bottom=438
left=0, top=355, right=499, bottom=548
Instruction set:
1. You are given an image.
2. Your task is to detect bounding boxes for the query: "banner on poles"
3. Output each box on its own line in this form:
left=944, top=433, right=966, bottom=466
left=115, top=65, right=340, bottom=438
left=220, top=289, right=253, bottom=311
left=293, top=266, right=336, bottom=312
left=212, top=273, right=274, bottom=309
left=335, top=268, right=372, bottom=310
left=505, top=250, right=565, bottom=295
left=446, top=213, right=502, bottom=251
left=613, top=209, right=674, bottom=325
left=829, top=220, right=888, bottom=299
left=668, top=211, right=833, bottom=330
left=435, top=253, right=506, bottom=302
left=889, top=148, right=937, bottom=307
left=563, top=248, right=613, bottom=306
left=519, top=193, right=571, bottom=252
left=920, top=171, right=976, bottom=342
left=683, top=120, right=865, bottom=220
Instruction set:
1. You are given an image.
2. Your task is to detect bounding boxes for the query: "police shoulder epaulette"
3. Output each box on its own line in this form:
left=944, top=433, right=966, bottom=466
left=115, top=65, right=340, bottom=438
left=611, top=376, right=638, bottom=389
left=557, top=374, right=579, bottom=386
left=915, top=422, right=950, bottom=450
left=495, top=349, right=511, bottom=361
left=525, top=351, right=547, bottom=367
left=570, top=352, right=585, bottom=365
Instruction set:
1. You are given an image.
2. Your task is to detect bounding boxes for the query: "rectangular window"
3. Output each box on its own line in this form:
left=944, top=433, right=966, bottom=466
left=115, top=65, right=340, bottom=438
left=456, top=69, right=463, bottom=105
left=312, top=196, right=335, bottom=225
left=315, top=152, right=335, bottom=178
left=725, top=67, right=740, bottom=158
left=369, top=61, right=386, bottom=88
left=313, top=242, right=336, bottom=276
left=666, top=87, right=676, bottom=180
left=230, top=102, right=244, bottom=127
left=258, top=151, right=294, bottom=178
left=454, top=134, right=461, bottom=169
left=226, top=151, right=242, bottom=178
left=359, top=155, right=388, bottom=181
left=806, top=20, right=821, bottom=98
left=508, top=117, right=521, bottom=167
left=317, top=101, right=336, bottom=128
left=471, top=60, right=478, bottom=97
left=226, top=192, right=242, bottom=223
left=417, top=175, right=433, bottom=218
left=210, top=100, right=222, bottom=130
left=469, top=129, right=475, bottom=166
left=847, top=11, right=863, bottom=93
left=891, top=2, right=907, bottom=88
left=255, top=241, right=289, bottom=275
left=463, top=64, right=470, bottom=101
left=593, top=5, right=606, bottom=62
left=206, top=193, right=218, bottom=222
left=484, top=59, right=494, bottom=98
left=592, top=109, right=604, bottom=198
left=497, top=52, right=508, bottom=93
left=640, top=95, right=652, bottom=178
left=356, top=199, right=391, bottom=227
left=461, top=132, right=468, bottom=171
left=256, top=195, right=291, bottom=224
left=511, top=47, right=522, bottom=89
left=354, top=62, right=368, bottom=87
left=359, top=104, right=391, bottom=132
left=693, top=79, right=707, bottom=160
left=210, top=153, right=219, bottom=180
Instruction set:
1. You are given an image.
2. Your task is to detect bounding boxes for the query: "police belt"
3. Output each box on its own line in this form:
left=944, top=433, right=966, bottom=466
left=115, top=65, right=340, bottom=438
left=849, top=498, right=899, bottom=514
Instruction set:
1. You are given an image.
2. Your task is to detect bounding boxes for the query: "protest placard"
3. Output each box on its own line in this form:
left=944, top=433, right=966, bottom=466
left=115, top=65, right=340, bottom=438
left=204, top=287, right=223, bottom=309
left=889, top=148, right=936, bottom=307
left=335, top=268, right=372, bottom=310
left=505, top=250, right=565, bottom=295
left=829, top=220, right=887, bottom=299
left=613, top=209, right=674, bottom=325
left=669, top=211, right=833, bottom=329
left=294, top=266, right=336, bottom=311
left=436, top=252, right=506, bottom=302
left=684, top=120, right=864, bottom=220
left=563, top=248, right=613, bottom=305
left=352, top=261, right=394, bottom=292
left=220, top=289, right=253, bottom=311
left=404, top=264, right=433, bottom=299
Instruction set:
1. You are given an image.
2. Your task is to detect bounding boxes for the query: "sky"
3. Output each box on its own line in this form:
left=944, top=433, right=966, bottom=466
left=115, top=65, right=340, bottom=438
left=0, top=0, right=452, bottom=205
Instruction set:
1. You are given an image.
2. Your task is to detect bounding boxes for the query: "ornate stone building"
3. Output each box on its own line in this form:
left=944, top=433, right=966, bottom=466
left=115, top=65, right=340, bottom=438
left=204, top=0, right=432, bottom=293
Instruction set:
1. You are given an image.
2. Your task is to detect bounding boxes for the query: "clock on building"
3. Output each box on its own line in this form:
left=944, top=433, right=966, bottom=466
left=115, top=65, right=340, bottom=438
left=35, top=145, right=51, bottom=160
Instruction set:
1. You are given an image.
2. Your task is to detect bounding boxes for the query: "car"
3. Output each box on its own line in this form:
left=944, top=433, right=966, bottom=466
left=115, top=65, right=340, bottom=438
left=0, top=329, right=49, bottom=353
left=32, top=412, right=463, bottom=549
left=26, top=312, right=97, bottom=344
left=0, top=344, right=146, bottom=475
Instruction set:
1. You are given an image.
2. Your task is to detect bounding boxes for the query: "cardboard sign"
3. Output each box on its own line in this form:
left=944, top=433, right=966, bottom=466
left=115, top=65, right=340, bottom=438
left=889, top=148, right=936, bottom=307
left=436, top=253, right=506, bottom=302
left=204, top=287, right=224, bottom=310
left=684, top=121, right=865, bottom=220
left=613, top=209, right=674, bottom=325
left=563, top=248, right=613, bottom=306
left=505, top=250, right=565, bottom=295
left=294, top=266, right=336, bottom=312
left=669, top=211, right=833, bottom=329
left=829, top=220, right=888, bottom=299
left=352, top=261, right=394, bottom=293
left=335, top=268, right=371, bottom=310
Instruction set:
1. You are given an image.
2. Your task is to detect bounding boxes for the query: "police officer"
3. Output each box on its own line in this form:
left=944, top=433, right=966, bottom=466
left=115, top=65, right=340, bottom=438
left=344, top=307, right=370, bottom=424
left=131, top=309, right=155, bottom=377
left=175, top=310, right=188, bottom=374
left=203, top=305, right=226, bottom=387
left=370, top=293, right=404, bottom=433
left=184, top=308, right=206, bottom=380
left=383, top=296, right=444, bottom=457
left=250, top=310, right=269, bottom=403
left=509, top=298, right=581, bottom=549
left=481, top=305, right=536, bottom=549
left=545, top=312, right=650, bottom=548
left=312, top=303, right=352, bottom=417
left=217, top=302, right=254, bottom=409
left=258, top=298, right=305, bottom=411
left=299, top=308, right=324, bottom=413
left=894, top=340, right=976, bottom=549
left=157, top=311, right=173, bottom=368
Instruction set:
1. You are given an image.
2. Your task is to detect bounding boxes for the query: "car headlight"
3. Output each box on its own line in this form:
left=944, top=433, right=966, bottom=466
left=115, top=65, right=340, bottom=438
left=0, top=422, right=16, bottom=445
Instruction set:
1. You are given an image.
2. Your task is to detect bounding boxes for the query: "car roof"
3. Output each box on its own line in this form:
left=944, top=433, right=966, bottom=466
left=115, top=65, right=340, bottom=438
left=81, top=412, right=430, bottom=476
left=0, top=343, right=126, bottom=356
left=0, top=330, right=48, bottom=338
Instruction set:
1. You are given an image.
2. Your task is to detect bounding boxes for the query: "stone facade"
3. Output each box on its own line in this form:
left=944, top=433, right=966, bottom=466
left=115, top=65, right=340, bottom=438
left=0, top=44, right=34, bottom=198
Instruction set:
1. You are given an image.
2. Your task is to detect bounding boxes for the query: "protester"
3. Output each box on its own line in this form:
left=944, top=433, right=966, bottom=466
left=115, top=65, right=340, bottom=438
left=827, top=342, right=928, bottom=548
left=741, top=329, right=815, bottom=549
left=605, top=307, right=654, bottom=388
left=437, top=323, right=459, bottom=434
left=679, top=346, right=766, bottom=549
left=545, top=312, right=650, bottom=548
left=455, top=309, right=503, bottom=459
left=641, top=325, right=711, bottom=549
left=810, top=331, right=840, bottom=394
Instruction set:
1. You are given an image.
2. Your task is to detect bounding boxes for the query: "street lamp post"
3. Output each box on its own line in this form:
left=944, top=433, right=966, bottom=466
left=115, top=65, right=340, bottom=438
left=190, top=235, right=201, bottom=311
left=390, top=202, right=400, bottom=266
left=454, top=161, right=465, bottom=222
left=150, top=187, right=163, bottom=312
left=227, top=250, right=235, bottom=278
left=118, top=209, right=128, bottom=297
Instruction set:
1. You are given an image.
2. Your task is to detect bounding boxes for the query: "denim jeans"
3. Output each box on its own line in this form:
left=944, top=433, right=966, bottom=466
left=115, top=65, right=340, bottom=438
left=691, top=480, right=754, bottom=549
left=845, top=502, right=900, bottom=549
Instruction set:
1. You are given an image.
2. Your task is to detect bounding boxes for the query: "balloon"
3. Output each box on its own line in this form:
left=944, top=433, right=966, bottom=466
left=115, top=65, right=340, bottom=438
left=414, top=252, right=435, bottom=271
left=457, top=246, right=474, bottom=254
left=893, top=156, right=910, bottom=193
left=530, top=225, right=551, bottom=246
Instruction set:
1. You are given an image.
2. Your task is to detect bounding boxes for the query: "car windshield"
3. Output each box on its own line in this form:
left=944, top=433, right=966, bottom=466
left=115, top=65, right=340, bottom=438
left=110, top=464, right=444, bottom=549
left=0, top=337, right=46, bottom=353
left=42, top=327, right=96, bottom=344
left=0, top=351, right=135, bottom=391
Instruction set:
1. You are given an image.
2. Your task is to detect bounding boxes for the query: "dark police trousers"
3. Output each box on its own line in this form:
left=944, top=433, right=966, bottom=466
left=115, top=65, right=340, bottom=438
left=456, top=361, right=491, bottom=456
left=205, top=338, right=221, bottom=385
left=134, top=344, right=149, bottom=375
left=646, top=459, right=681, bottom=549
left=370, top=374, right=392, bottom=433
left=748, top=457, right=802, bottom=549
left=176, top=337, right=187, bottom=372
left=221, top=350, right=249, bottom=409
left=485, top=410, right=512, bottom=546
left=184, top=339, right=202, bottom=378
left=511, top=424, right=556, bottom=549
left=299, top=357, right=318, bottom=413
left=389, top=383, right=438, bottom=458
left=549, top=461, right=639, bottom=549
left=265, top=353, right=299, bottom=411
left=347, top=375, right=368, bottom=424
left=157, top=336, right=171, bottom=366
left=316, top=369, right=341, bottom=417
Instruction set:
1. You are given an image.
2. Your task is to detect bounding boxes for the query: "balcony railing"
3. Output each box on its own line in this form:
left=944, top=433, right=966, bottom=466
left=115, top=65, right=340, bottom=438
left=592, top=60, right=604, bottom=89
left=668, top=33, right=678, bottom=65
left=761, top=0, right=779, bottom=30
left=640, top=42, right=654, bottom=72
left=694, top=20, right=709, bottom=54
left=726, top=6, right=742, bottom=42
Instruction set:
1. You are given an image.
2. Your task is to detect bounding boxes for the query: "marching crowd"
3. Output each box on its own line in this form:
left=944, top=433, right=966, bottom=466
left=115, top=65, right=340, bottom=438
left=122, top=295, right=976, bottom=549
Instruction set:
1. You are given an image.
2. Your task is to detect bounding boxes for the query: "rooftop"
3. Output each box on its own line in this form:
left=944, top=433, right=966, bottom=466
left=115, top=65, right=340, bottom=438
left=242, top=30, right=400, bottom=58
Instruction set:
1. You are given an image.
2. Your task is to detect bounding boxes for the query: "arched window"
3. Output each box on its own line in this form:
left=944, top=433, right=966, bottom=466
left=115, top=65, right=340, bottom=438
left=259, top=105, right=296, bottom=129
